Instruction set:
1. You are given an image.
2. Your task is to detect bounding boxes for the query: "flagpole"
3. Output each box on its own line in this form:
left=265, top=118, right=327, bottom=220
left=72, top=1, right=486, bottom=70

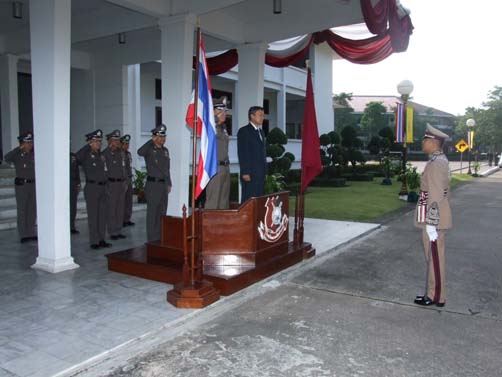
left=190, top=25, right=201, bottom=286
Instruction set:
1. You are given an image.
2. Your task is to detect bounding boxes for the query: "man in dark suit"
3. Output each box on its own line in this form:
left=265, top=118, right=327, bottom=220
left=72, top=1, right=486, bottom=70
left=237, top=106, right=267, bottom=203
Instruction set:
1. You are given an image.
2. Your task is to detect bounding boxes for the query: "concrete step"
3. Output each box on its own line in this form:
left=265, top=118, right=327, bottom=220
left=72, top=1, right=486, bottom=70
left=0, top=197, right=146, bottom=231
left=0, top=186, right=15, bottom=196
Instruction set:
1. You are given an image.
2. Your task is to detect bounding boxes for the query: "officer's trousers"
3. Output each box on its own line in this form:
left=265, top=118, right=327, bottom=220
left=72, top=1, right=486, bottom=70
left=422, top=229, right=446, bottom=303
left=70, top=184, right=79, bottom=230
left=106, top=181, right=126, bottom=235
left=145, top=181, right=168, bottom=241
left=205, top=166, right=230, bottom=209
left=14, top=182, right=37, bottom=239
left=84, top=184, right=107, bottom=245
left=123, top=179, right=133, bottom=223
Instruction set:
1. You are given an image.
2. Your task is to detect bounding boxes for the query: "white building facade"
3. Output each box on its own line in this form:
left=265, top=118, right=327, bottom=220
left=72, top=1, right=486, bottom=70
left=0, top=0, right=409, bottom=273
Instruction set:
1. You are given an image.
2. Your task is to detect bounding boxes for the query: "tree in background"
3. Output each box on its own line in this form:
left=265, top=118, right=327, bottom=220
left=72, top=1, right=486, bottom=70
left=360, top=101, right=388, bottom=137
left=333, top=92, right=356, bottom=131
left=319, top=131, right=342, bottom=167
left=340, top=125, right=365, bottom=170
left=455, top=86, right=502, bottom=153
left=265, top=127, right=295, bottom=193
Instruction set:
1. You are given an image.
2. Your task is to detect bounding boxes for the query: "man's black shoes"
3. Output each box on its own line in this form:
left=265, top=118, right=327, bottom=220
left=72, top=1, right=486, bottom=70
left=71, top=229, right=80, bottom=234
left=90, top=244, right=100, bottom=250
left=123, top=221, right=135, bottom=227
left=414, top=295, right=445, bottom=307
left=99, top=240, right=112, bottom=248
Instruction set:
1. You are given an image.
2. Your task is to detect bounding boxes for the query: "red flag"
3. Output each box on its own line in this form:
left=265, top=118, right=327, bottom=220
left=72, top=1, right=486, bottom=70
left=301, top=68, right=323, bottom=193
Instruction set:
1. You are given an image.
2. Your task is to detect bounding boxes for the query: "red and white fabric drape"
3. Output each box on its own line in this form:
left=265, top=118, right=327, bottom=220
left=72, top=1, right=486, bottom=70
left=201, top=0, right=413, bottom=74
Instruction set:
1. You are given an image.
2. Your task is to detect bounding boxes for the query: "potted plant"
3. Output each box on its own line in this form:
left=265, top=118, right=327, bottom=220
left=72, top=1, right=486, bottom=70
left=133, top=168, right=147, bottom=203
left=380, top=155, right=392, bottom=185
left=403, top=163, right=421, bottom=202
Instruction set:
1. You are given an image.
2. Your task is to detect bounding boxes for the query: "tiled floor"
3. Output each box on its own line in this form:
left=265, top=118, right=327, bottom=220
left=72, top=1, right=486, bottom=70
left=0, top=209, right=379, bottom=377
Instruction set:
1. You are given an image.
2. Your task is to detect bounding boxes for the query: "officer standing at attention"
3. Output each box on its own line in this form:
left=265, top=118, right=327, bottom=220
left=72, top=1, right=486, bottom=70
left=70, top=151, right=81, bottom=234
left=205, top=97, right=230, bottom=209
left=121, top=134, right=135, bottom=227
left=137, top=124, right=171, bottom=241
left=414, top=124, right=452, bottom=308
left=76, top=129, right=112, bottom=249
left=5, top=132, right=37, bottom=243
left=103, top=130, right=127, bottom=240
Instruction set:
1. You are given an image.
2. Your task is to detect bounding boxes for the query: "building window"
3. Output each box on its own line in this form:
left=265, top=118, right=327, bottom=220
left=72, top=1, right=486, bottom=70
left=155, top=79, right=162, bottom=100
left=286, top=122, right=302, bottom=140
left=263, top=99, right=270, bottom=115
left=155, top=106, right=162, bottom=126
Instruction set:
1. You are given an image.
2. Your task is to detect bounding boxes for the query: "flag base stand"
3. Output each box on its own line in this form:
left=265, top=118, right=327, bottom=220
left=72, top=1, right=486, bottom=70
left=166, top=280, right=220, bottom=309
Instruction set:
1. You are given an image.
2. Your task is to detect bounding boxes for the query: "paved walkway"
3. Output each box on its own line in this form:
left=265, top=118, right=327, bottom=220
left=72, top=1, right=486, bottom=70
left=86, top=170, right=502, bottom=377
left=0, top=209, right=378, bottom=377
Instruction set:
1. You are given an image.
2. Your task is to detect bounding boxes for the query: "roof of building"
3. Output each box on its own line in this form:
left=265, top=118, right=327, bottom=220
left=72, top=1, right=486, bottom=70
left=340, top=95, right=455, bottom=118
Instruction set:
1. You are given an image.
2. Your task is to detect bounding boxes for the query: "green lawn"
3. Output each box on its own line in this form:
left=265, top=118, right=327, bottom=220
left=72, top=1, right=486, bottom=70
left=290, top=173, right=472, bottom=222
left=290, top=180, right=406, bottom=222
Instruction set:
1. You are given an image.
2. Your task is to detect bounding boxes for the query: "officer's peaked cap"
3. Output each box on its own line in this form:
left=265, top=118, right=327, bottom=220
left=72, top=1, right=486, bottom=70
left=18, top=132, right=33, bottom=143
left=213, top=96, right=227, bottom=111
left=151, top=124, right=167, bottom=136
left=106, top=129, right=121, bottom=140
left=121, top=134, right=131, bottom=143
left=86, top=129, right=103, bottom=141
left=423, top=124, right=450, bottom=142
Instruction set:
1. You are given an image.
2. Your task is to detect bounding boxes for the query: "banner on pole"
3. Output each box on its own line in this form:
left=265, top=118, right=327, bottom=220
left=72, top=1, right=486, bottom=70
left=395, top=103, right=404, bottom=143
left=405, top=106, right=414, bottom=143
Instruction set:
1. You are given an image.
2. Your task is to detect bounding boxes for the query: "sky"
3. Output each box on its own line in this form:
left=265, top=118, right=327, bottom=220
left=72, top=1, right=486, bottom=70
left=332, top=0, right=502, bottom=116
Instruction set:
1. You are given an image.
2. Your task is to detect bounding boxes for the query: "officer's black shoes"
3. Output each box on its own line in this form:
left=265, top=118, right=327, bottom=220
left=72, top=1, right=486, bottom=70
left=71, top=229, right=80, bottom=234
left=414, top=296, right=445, bottom=307
left=99, top=240, right=112, bottom=248
left=117, top=234, right=126, bottom=239
left=123, top=221, right=135, bottom=227
left=90, top=244, right=100, bottom=250
left=414, top=296, right=434, bottom=306
left=111, top=234, right=127, bottom=240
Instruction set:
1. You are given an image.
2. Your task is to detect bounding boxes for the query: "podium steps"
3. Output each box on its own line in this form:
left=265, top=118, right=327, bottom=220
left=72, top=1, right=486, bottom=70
left=0, top=165, right=146, bottom=231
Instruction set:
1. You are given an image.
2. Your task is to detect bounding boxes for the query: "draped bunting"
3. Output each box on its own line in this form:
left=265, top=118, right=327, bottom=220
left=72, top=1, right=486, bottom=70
left=201, top=0, right=413, bottom=75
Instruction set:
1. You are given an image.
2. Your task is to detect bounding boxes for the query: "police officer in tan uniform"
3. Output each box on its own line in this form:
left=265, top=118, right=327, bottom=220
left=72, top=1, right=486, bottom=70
left=76, top=129, right=112, bottom=249
left=205, top=97, right=230, bottom=209
left=103, top=130, right=127, bottom=240
left=121, top=134, right=135, bottom=227
left=414, top=124, right=452, bottom=307
left=137, top=124, right=172, bottom=241
left=5, top=132, right=37, bottom=243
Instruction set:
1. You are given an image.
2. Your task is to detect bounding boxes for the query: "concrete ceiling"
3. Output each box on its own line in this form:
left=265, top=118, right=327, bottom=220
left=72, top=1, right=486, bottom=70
left=0, top=0, right=365, bottom=55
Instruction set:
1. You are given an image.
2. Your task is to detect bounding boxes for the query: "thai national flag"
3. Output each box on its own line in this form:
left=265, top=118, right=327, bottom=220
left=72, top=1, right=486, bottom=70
left=395, top=102, right=404, bottom=143
left=185, top=34, right=218, bottom=199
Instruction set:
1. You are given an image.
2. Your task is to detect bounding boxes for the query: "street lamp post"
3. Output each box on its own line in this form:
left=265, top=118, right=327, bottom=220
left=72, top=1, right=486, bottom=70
left=397, top=79, right=414, bottom=198
left=466, top=118, right=475, bottom=175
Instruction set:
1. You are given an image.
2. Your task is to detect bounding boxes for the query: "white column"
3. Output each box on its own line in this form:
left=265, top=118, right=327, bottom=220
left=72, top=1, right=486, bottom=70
left=159, top=14, right=196, bottom=216
left=310, top=44, right=334, bottom=135
left=0, top=54, right=20, bottom=155
left=123, top=64, right=141, bottom=169
left=30, top=0, right=78, bottom=272
left=236, top=43, right=267, bottom=128
left=277, top=76, right=287, bottom=132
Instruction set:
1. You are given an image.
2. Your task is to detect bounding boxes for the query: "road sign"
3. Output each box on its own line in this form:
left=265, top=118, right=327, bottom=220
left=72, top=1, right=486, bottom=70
left=455, top=139, right=469, bottom=153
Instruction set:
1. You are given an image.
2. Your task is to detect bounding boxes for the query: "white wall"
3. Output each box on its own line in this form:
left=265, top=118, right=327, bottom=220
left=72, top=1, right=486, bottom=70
left=140, top=62, right=161, bottom=133
left=93, top=64, right=126, bottom=136
left=70, top=68, right=94, bottom=150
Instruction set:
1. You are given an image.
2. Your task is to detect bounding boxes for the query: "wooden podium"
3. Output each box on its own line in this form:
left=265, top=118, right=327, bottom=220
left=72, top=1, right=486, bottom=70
left=107, top=192, right=315, bottom=299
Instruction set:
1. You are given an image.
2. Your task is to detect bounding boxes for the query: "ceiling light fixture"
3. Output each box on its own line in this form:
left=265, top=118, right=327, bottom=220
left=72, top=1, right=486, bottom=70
left=273, top=0, right=282, bottom=14
left=12, top=1, right=23, bottom=19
